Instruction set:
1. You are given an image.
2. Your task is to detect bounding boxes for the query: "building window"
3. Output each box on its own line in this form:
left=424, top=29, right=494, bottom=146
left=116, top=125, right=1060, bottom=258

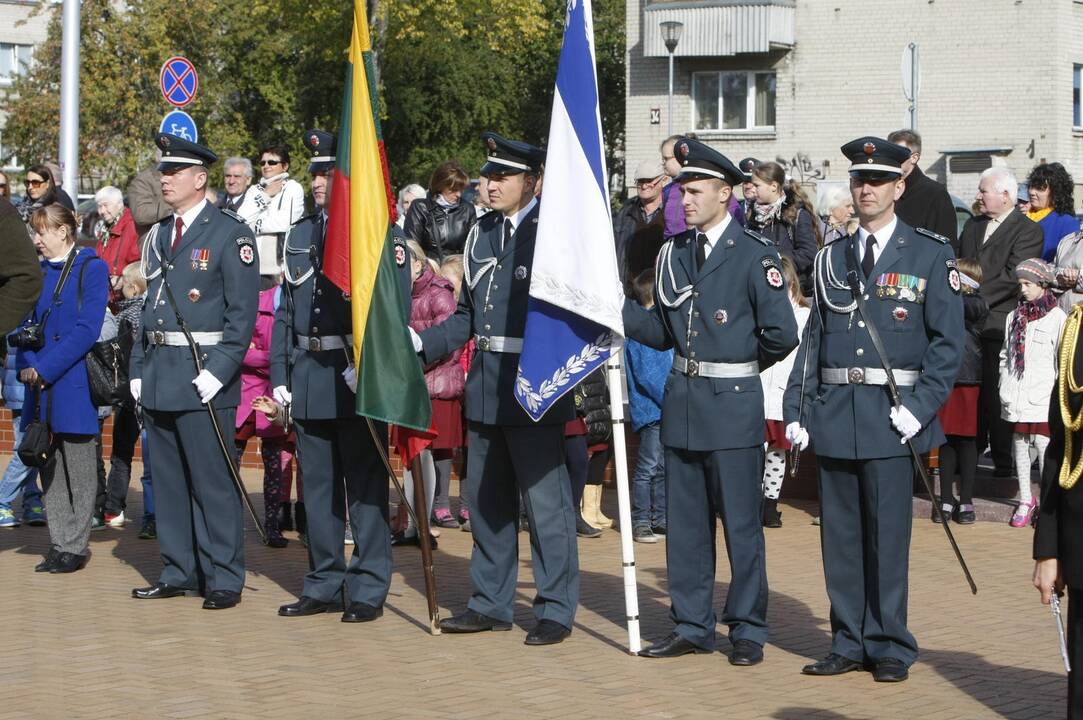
left=1075, top=64, right=1082, bottom=129
left=0, top=43, right=32, bottom=85
left=692, top=70, right=776, bottom=132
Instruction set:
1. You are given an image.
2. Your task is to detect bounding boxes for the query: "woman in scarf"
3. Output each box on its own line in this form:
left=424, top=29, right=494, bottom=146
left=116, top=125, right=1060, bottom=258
left=402, top=161, right=478, bottom=262
left=999, top=258, right=1066, bottom=527
left=1027, top=163, right=1079, bottom=262
left=14, top=164, right=73, bottom=223
left=746, top=161, right=819, bottom=291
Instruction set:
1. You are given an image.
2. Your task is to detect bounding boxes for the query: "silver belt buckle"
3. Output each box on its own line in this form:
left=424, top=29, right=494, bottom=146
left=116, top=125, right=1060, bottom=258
left=477, top=336, right=491, bottom=352
left=685, top=359, right=699, bottom=377
left=307, top=337, right=321, bottom=352
left=847, top=367, right=865, bottom=384
left=152, top=330, right=165, bottom=345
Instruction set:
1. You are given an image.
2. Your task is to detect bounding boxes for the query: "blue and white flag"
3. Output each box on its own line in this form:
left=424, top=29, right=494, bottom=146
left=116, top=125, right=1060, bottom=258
left=515, top=0, right=624, bottom=422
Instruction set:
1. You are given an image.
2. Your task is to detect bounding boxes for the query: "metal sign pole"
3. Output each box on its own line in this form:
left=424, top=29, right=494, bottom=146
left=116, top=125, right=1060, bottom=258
left=58, top=0, right=80, bottom=194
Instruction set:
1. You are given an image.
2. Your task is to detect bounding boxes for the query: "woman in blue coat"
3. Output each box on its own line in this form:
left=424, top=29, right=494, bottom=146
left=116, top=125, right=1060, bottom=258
left=14, top=204, right=107, bottom=573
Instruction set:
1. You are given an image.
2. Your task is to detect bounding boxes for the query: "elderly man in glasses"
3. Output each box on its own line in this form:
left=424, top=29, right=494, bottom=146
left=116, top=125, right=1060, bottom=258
left=612, top=159, right=668, bottom=294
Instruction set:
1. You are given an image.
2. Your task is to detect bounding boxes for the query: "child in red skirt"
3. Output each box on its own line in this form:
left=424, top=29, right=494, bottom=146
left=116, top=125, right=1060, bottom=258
left=1000, top=258, right=1066, bottom=527
left=935, top=258, right=988, bottom=524
left=759, top=256, right=809, bottom=527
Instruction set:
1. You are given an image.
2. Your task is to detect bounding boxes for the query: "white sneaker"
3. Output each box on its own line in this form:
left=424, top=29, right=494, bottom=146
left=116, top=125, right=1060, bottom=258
left=105, top=511, right=126, bottom=528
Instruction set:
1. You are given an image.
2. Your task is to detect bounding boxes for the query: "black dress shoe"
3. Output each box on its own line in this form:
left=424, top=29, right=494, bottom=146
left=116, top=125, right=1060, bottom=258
left=202, top=590, right=241, bottom=610
left=524, top=619, right=571, bottom=646
left=872, top=658, right=909, bottom=682
left=132, top=582, right=195, bottom=599
left=638, top=632, right=713, bottom=658
left=35, top=548, right=60, bottom=573
left=390, top=531, right=437, bottom=549
left=762, top=499, right=782, bottom=529
left=802, top=653, right=864, bottom=676
left=440, top=610, right=512, bottom=633
left=728, top=639, right=764, bottom=666
left=49, top=552, right=88, bottom=574
left=265, top=534, right=289, bottom=549
left=342, top=602, right=383, bottom=623
left=279, top=596, right=341, bottom=617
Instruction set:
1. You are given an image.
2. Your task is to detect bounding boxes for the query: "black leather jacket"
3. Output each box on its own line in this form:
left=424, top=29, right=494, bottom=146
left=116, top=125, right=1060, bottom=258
left=402, top=195, right=478, bottom=262
left=956, top=292, right=989, bottom=385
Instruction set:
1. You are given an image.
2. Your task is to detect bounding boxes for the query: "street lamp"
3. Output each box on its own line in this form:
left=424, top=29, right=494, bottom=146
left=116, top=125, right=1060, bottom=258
left=660, top=20, right=684, bottom=136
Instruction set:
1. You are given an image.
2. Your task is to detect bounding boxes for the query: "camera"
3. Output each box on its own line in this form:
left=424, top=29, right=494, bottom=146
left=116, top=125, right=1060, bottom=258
left=8, top=324, right=45, bottom=351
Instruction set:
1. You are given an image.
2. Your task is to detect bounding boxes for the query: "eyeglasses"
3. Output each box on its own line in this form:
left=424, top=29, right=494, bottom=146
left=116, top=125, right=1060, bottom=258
left=26, top=178, right=46, bottom=187
left=259, top=159, right=282, bottom=166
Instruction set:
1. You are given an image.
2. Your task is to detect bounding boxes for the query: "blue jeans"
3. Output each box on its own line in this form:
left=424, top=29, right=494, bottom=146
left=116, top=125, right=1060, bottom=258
left=631, top=422, right=665, bottom=528
left=0, top=412, right=42, bottom=510
left=139, top=429, right=154, bottom=519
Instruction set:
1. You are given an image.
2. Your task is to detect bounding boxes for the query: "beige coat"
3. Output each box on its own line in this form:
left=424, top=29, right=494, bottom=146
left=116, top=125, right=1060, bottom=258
left=1054, top=230, right=1083, bottom=312
left=761, top=303, right=810, bottom=421
left=999, top=306, right=1067, bottom=423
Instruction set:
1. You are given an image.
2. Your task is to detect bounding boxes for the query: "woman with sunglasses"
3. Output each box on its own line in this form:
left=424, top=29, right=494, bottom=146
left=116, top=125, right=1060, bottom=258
left=15, top=164, right=73, bottom=223
left=251, top=144, right=304, bottom=270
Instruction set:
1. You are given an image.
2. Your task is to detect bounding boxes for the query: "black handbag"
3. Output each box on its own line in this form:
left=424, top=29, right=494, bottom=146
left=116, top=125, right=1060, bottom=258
left=17, top=386, right=54, bottom=468
left=75, top=260, right=128, bottom=407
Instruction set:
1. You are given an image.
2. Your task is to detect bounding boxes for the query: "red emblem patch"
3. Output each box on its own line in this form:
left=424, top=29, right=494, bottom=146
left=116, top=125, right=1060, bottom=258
left=678, top=141, right=689, bottom=160
left=863, top=142, right=876, bottom=155
left=893, top=306, right=908, bottom=322
left=486, top=137, right=497, bottom=152
left=309, top=133, right=319, bottom=148
left=765, top=266, right=784, bottom=290
left=238, top=244, right=255, bottom=266
left=394, top=244, right=407, bottom=267
left=160, top=135, right=171, bottom=147
left=948, top=267, right=961, bottom=294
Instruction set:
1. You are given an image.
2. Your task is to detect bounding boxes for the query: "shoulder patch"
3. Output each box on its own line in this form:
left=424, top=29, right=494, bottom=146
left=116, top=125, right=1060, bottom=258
left=744, top=228, right=772, bottom=246
left=761, top=256, right=785, bottom=290
left=916, top=227, right=949, bottom=244
left=946, top=258, right=961, bottom=294
left=221, top=208, right=246, bottom=224
left=394, top=241, right=407, bottom=268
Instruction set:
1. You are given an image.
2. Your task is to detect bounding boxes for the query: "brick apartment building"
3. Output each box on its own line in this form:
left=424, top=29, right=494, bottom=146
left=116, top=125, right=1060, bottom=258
left=624, top=0, right=1083, bottom=206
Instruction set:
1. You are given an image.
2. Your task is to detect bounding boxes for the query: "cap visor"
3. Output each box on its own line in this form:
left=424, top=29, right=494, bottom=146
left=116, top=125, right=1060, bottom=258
left=848, top=169, right=901, bottom=181
left=158, top=161, right=201, bottom=172
left=480, top=161, right=524, bottom=177
left=676, top=171, right=734, bottom=185
left=308, top=161, right=335, bottom=174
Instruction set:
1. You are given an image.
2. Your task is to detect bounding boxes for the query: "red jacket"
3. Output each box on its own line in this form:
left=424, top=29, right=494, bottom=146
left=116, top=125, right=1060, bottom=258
left=410, top=268, right=464, bottom=400
left=95, top=208, right=141, bottom=277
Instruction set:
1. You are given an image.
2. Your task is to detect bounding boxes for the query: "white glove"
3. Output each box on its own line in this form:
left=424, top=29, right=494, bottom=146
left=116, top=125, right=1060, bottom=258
left=889, top=405, right=922, bottom=443
left=409, top=327, right=423, bottom=353
left=272, top=385, right=292, bottom=405
left=192, top=370, right=224, bottom=404
left=342, top=364, right=357, bottom=394
left=129, top=379, right=142, bottom=404
left=785, top=422, right=809, bottom=452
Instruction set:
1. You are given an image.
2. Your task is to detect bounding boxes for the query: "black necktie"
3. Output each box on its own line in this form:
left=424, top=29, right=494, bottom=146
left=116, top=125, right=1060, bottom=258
left=695, top=232, right=709, bottom=270
left=861, top=234, right=877, bottom=278
left=503, top=218, right=513, bottom=251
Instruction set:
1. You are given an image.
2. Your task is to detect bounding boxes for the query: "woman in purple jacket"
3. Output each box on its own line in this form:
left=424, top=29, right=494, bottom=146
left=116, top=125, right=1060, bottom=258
left=14, top=205, right=107, bottom=573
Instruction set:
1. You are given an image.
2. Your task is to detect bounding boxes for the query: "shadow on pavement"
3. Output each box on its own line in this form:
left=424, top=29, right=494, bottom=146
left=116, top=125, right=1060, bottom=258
left=922, top=646, right=1067, bottom=719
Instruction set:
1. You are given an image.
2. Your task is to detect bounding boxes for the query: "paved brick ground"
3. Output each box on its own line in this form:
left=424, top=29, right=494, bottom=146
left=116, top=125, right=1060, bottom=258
left=0, top=460, right=1067, bottom=720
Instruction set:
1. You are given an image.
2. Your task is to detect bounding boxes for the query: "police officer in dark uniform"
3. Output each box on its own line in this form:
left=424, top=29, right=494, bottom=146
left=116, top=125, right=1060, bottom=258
left=623, top=138, right=798, bottom=664
left=784, top=137, right=963, bottom=682
left=270, top=129, right=395, bottom=623
left=411, top=133, right=579, bottom=646
left=130, top=133, right=260, bottom=609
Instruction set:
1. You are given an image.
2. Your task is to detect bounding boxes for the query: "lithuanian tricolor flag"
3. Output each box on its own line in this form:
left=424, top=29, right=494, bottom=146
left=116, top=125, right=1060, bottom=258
left=323, top=0, right=431, bottom=432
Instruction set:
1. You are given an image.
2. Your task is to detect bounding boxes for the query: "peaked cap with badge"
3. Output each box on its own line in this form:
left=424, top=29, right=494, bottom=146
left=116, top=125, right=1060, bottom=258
left=738, top=157, right=760, bottom=180
left=479, top=132, right=546, bottom=176
left=841, top=136, right=912, bottom=180
left=304, top=129, right=337, bottom=174
left=156, top=132, right=218, bottom=171
left=672, top=137, right=744, bottom=186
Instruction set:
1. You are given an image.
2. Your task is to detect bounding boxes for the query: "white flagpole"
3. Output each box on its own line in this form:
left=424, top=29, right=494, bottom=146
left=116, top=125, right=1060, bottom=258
left=606, top=349, right=641, bottom=654
left=58, top=0, right=81, bottom=194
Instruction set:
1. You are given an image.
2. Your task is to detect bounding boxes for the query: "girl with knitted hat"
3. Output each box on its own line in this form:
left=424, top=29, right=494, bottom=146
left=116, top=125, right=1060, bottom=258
left=999, top=258, right=1067, bottom=527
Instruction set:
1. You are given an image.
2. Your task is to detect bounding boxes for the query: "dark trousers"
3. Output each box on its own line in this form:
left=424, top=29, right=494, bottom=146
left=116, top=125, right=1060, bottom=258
left=465, top=421, right=579, bottom=628
left=104, top=406, right=141, bottom=513
left=939, top=436, right=978, bottom=505
left=294, top=417, right=390, bottom=607
left=1071, top=587, right=1083, bottom=719
left=819, top=455, right=918, bottom=665
left=664, top=445, right=768, bottom=649
left=978, top=334, right=1013, bottom=471
left=565, top=434, right=588, bottom=507
left=143, top=407, right=245, bottom=594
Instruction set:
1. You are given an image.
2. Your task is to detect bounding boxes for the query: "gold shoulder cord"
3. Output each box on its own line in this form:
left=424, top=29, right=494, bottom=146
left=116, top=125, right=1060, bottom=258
left=1059, top=305, right=1083, bottom=488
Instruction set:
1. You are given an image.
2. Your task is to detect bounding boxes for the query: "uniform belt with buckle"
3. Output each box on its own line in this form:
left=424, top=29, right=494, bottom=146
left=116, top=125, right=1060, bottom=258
left=820, top=367, right=920, bottom=386
left=672, top=355, right=758, bottom=379
left=474, top=335, right=523, bottom=353
left=146, top=330, right=224, bottom=346
left=296, top=334, right=353, bottom=352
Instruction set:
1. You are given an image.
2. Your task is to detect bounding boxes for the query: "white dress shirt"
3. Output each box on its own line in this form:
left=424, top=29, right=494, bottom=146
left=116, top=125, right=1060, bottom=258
left=856, top=215, right=898, bottom=268
left=696, top=213, right=733, bottom=260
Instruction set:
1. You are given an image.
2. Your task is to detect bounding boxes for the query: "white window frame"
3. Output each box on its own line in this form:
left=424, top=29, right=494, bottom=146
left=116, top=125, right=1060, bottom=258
left=690, top=70, right=776, bottom=133
left=1075, top=64, right=1083, bottom=130
left=0, top=42, right=33, bottom=87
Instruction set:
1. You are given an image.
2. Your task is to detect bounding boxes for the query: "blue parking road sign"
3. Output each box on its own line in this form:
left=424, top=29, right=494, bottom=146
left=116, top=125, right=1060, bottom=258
left=159, top=56, right=199, bottom=108
left=159, top=110, right=198, bottom=143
